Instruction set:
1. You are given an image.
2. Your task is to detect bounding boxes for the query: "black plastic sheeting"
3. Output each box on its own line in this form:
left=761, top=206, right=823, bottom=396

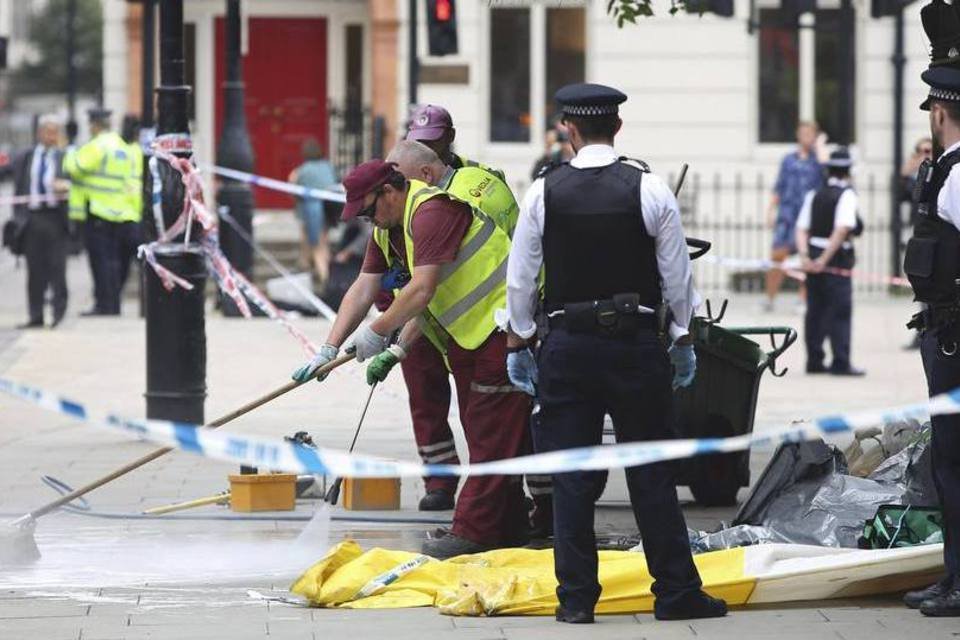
left=690, top=423, right=935, bottom=552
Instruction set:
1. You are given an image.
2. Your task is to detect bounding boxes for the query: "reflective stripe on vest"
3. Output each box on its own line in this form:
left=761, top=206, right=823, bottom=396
left=402, top=179, right=509, bottom=350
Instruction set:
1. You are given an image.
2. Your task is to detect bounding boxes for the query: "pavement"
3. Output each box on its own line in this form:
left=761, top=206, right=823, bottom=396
left=0, top=242, right=957, bottom=639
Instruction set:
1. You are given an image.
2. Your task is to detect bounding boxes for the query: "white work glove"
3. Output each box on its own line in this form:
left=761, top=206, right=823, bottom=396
left=507, top=347, right=538, bottom=396
left=292, top=344, right=339, bottom=383
left=347, top=325, right=391, bottom=363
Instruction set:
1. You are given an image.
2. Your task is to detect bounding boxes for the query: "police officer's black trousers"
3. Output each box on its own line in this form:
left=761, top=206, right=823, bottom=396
left=805, top=272, right=852, bottom=371
left=23, top=208, right=68, bottom=324
left=533, top=327, right=702, bottom=613
left=118, top=221, right=142, bottom=295
left=85, top=217, right=123, bottom=315
left=921, top=329, right=960, bottom=581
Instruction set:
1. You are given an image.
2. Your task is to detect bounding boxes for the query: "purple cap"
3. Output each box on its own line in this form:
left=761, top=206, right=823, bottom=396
left=406, top=105, right=453, bottom=142
left=341, top=160, right=397, bottom=221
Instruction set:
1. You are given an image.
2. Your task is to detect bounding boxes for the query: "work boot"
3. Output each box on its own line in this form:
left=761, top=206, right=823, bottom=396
left=920, top=586, right=960, bottom=617
left=421, top=533, right=491, bottom=560
left=654, top=591, right=728, bottom=621
left=555, top=606, right=594, bottom=624
left=418, top=489, right=455, bottom=511
left=905, top=577, right=954, bottom=609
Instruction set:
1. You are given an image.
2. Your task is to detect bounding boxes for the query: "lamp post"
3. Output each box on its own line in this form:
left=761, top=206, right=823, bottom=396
left=144, top=0, right=206, bottom=425
left=216, top=0, right=256, bottom=317
left=65, top=0, right=78, bottom=143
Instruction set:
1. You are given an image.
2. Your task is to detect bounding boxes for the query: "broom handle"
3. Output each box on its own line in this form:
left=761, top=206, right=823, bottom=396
left=23, top=352, right=356, bottom=521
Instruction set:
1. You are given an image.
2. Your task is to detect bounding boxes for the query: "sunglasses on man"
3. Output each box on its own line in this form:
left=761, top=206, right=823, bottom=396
left=358, top=189, right=382, bottom=221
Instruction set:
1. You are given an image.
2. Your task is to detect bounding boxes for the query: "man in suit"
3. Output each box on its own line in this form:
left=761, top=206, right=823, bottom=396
left=0, top=115, right=70, bottom=328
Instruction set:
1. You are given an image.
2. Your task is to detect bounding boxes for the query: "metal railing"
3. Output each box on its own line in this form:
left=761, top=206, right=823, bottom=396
left=328, top=103, right=385, bottom=179
left=672, top=171, right=905, bottom=296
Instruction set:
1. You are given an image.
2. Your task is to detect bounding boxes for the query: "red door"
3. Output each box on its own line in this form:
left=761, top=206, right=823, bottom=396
left=215, top=17, right=328, bottom=209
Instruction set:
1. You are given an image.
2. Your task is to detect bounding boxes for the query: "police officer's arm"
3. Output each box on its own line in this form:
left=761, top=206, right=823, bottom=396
left=370, top=264, right=441, bottom=337
left=505, top=179, right=544, bottom=347
left=795, top=191, right=814, bottom=268
left=63, top=140, right=103, bottom=179
left=644, top=175, right=700, bottom=342
left=324, top=271, right=382, bottom=348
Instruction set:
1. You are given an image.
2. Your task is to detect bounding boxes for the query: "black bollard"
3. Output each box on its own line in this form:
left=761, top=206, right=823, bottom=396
left=216, top=0, right=256, bottom=318
left=144, top=0, right=206, bottom=425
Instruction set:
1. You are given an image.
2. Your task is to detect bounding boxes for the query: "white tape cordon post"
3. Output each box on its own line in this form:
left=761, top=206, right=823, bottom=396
left=1, top=378, right=957, bottom=481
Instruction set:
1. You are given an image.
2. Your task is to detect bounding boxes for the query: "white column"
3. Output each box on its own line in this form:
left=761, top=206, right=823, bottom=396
left=530, top=4, right=546, bottom=141
left=799, top=12, right=816, bottom=122
left=101, top=0, right=128, bottom=117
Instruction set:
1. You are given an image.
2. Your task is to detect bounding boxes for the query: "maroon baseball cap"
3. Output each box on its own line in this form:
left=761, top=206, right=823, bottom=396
left=406, top=104, right=453, bottom=142
left=341, top=159, right=398, bottom=221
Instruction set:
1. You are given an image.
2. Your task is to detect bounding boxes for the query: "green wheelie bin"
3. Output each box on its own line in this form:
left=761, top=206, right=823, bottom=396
left=674, top=304, right=797, bottom=506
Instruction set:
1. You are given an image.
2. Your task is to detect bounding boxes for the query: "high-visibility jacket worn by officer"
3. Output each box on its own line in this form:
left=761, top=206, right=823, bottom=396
left=64, top=131, right=137, bottom=223
left=125, top=140, right=144, bottom=220
left=373, top=180, right=511, bottom=350
left=440, top=166, right=519, bottom=238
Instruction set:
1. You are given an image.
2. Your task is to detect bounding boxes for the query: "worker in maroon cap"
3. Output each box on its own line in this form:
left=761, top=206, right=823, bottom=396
left=406, top=104, right=506, bottom=181
left=292, top=159, right=531, bottom=559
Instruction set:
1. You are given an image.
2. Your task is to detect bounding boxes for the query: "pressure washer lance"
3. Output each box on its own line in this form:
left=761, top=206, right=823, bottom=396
left=0, top=352, right=356, bottom=566
left=325, top=381, right=379, bottom=506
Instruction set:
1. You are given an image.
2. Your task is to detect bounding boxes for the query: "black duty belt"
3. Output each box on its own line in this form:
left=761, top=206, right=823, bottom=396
left=544, top=293, right=659, bottom=338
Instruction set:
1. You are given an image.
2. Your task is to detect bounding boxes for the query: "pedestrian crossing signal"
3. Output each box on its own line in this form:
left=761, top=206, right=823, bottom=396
left=427, top=0, right=458, bottom=56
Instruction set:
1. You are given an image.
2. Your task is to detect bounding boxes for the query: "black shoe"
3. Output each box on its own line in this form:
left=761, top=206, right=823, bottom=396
left=421, top=533, right=491, bottom=560
left=555, top=606, right=594, bottom=624
left=920, top=587, right=960, bottom=617
left=80, top=309, right=103, bottom=317
left=905, top=577, right=953, bottom=609
left=654, top=591, right=728, bottom=621
left=418, top=489, right=455, bottom=511
left=830, top=366, right=866, bottom=377
left=51, top=312, right=65, bottom=328
left=16, top=320, right=43, bottom=330
left=806, top=363, right=828, bottom=374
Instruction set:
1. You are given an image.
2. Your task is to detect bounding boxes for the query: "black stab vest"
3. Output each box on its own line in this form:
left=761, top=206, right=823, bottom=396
left=542, top=160, right=661, bottom=311
left=904, top=149, right=960, bottom=306
left=808, top=185, right=855, bottom=270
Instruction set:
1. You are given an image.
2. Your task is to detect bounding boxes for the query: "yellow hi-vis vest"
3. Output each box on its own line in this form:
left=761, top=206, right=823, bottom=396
left=64, top=131, right=136, bottom=223
left=439, top=166, right=519, bottom=238
left=63, top=147, right=87, bottom=222
left=454, top=153, right=506, bottom=182
left=373, top=180, right=510, bottom=351
left=125, top=140, right=144, bottom=221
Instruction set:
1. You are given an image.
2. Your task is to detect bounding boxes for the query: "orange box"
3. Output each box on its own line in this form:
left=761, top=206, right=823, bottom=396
left=228, top=473, right=297, bottom=512
left=343, top=477, right=401, bottom=511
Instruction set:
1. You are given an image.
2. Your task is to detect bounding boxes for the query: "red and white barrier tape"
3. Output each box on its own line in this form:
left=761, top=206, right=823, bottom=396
left=699, top=255, right=912, bottom=288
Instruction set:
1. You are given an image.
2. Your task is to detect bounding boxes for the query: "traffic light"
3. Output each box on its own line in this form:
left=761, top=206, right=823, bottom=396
left=427, top=0, right=458, bottom=56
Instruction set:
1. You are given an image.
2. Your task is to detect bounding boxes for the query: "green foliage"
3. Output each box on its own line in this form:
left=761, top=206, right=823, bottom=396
left=9, top=0, right=103, bottom=97
left=606, top=0, right=695, bottom=24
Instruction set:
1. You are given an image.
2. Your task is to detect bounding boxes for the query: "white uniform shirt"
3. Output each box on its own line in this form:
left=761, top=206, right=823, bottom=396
left=937, top=140, right=960, bottom=231
left=504, top=144, right=700, bottom=342
left=795, top=177, right=858, bottom=249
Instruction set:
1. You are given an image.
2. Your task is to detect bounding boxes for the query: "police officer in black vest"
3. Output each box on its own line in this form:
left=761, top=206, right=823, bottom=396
left=504, top=83, right=727, bottom=623
left=901, top=0, right=960, bottom=617
left=795, top=147, right=865, bottom=376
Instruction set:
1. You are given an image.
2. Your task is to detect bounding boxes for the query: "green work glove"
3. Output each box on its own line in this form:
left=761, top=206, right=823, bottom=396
left=366, top=344, right=406, bottom=385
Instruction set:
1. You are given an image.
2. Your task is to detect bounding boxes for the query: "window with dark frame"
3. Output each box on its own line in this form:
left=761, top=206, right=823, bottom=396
left=489, top=8, right=531, bottom=143
left=545, top=7, right=586, bottom=128
left=757, top=9, right=799, bottom=143
left=814, top=8, right=856, bottom=144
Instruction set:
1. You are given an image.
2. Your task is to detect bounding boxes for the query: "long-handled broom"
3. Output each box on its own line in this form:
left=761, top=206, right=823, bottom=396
left=0, top=352, right=355, bottom=566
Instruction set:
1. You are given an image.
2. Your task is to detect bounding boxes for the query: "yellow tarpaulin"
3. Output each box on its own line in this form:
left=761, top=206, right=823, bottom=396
left=290, top=541, right=755, bottom=616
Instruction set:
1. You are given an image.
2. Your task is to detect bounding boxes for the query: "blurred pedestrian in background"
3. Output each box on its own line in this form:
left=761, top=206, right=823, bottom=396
left=764, top=120, right=826, bottom=312
left=531, top=121, right=575, bottom=180
left=0, top=115, right=70, bottom=329
left=289, top=137, right=337, bottom=287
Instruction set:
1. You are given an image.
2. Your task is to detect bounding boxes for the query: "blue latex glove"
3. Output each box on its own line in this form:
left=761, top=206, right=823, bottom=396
left=507, top=348, right=538, bottom=396
left=381, top=265, right=411, bottom=291
left=668, top=343, right=697, bottom=390
left=291, top=344, right=339, bottom=383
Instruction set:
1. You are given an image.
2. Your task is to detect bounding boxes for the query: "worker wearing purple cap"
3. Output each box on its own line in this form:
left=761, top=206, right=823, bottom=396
left=406, top=104, right=506, bottom=181
left=292, top=159, right=531, bottom=559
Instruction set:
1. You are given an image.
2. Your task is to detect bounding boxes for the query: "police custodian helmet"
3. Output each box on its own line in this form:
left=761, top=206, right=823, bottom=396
left=920, top=0, right=960, bottom=111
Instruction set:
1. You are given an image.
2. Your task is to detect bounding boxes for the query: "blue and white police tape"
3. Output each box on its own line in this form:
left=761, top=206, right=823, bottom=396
left=2, top=377, right=958, bottom=478
left=202, top=165, right=346, bottom=204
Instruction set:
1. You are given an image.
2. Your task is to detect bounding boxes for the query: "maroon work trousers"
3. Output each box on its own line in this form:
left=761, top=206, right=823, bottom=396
left=447, top=331, right=531, bottom=545
left=400, top=336, right=460, bottom=493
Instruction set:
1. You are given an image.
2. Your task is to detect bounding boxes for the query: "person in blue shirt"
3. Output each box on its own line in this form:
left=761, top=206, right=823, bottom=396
left=764, top=121, right=825, bottom=311
left=289, top=138, right=338, bottom=285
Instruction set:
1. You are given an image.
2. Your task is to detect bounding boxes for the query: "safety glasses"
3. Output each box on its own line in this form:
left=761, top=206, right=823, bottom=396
left=358, top=189, right=382, bottom=221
